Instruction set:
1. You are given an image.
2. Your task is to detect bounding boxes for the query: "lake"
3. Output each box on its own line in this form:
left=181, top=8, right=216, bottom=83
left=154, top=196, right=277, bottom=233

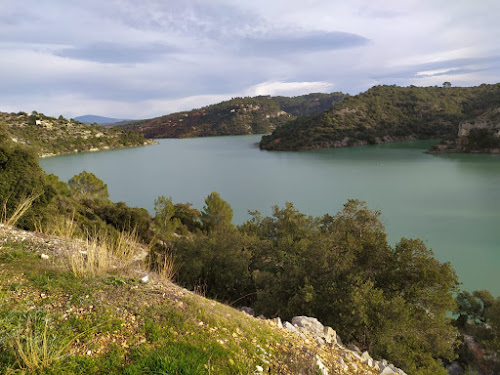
left=39, top=135, right=500, bottom=295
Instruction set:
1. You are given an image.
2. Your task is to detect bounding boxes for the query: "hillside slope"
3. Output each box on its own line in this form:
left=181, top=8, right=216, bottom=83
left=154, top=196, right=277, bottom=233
left=0, top=111, right=154, bottom=157
left=430, top=106, right=500, bottom=153
left=260, top=84, right=500, bottom=151
left=0, top=224, right=408, bottom=375
left=120, top=93, right=345, bottom=138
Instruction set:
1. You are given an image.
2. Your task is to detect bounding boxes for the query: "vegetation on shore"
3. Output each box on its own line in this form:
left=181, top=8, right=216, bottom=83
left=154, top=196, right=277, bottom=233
left=119, top=93, right=345, bottom=138
left=260, top=83, right=500, bottom=152
left=0, top=111, right=152, bottom=158
left=2, top=111, right=500, bottom=374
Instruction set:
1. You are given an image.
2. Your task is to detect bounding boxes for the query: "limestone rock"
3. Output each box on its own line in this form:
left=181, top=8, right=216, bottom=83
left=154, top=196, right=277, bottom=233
left=291, top=316, right=325, bottom=336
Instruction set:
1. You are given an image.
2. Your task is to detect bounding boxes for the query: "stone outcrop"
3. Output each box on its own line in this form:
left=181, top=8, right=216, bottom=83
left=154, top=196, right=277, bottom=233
left=279, top=315, right=407, bottom=375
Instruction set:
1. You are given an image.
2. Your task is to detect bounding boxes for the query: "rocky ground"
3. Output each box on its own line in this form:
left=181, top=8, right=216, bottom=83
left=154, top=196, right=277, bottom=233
left=0, top=224, right=405, bottom=374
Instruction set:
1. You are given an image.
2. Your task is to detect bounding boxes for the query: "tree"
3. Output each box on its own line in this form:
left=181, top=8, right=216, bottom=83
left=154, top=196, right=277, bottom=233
left=154, top=195, right=180, bottom=235
left=68, top=171, right=109, bottom=199
left=200, top=191, right=233, bottom=232
left=443, top=81, right=452, bottom=88
left=0, top=126, right=55, bottom=229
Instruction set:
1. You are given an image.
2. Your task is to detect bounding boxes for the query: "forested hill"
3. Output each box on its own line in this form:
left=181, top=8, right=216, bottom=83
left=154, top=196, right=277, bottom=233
left=0, top=111, right=154, bottom=157
left=259, top=83, right=500, bottom=151
left=118, top=93, right=345, bottom=138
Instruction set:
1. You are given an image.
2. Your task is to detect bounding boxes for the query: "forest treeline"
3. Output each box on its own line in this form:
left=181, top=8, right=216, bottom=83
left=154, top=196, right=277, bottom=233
left=260, top=83, right=500, bottom=151
left=1, top=123, right=499, bottom=375
left=119, top=93, right=346, bottom=138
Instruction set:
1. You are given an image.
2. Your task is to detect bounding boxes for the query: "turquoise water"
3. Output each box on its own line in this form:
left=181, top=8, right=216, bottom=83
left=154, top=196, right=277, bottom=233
left=39, top=136, right=500, bottom=295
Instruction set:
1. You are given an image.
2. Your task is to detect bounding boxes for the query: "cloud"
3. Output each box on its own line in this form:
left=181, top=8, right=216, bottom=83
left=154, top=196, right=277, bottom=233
left=239, top=31, right=369, bottom=56
left=1, top=0, right=499, bottom=118
left=245, top=81, right=334, bottom=97
left=55, top=42, right=178, bottom=63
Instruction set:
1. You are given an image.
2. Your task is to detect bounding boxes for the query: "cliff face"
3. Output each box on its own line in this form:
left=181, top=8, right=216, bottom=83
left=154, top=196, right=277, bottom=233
left=430, top=107, right=500, bottom=153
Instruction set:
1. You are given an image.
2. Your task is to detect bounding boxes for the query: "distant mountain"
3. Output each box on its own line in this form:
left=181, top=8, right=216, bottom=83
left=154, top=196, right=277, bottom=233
left=119, top=93, right=346, bottom=138
left=259, top=83, right=500, bottom=152
left=74, top=115, right=128, bottom=124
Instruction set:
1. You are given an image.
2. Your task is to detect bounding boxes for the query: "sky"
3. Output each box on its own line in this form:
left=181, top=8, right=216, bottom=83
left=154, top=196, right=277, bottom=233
left=1, top=0, right=500, bottom=119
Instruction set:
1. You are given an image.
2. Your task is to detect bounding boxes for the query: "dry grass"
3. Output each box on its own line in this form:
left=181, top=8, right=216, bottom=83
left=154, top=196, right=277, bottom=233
left=1, top=193, right=41, bottom=227
left=68, top=228, right=145, bottom=278
left=11, top=314, right=74, bottom=372
left=43, top=213, right=77, bottom=239
left=152, top=251, right=177, bottom=283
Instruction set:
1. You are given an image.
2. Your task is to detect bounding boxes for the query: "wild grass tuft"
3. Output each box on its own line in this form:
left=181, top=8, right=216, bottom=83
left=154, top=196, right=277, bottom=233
left=5, top=311, right=75, bottom=373
left=152, top=251, right=176, bottom=283
left=1, top=193, right=41, bottom=227
left=68, top=228, right=144, bottom=278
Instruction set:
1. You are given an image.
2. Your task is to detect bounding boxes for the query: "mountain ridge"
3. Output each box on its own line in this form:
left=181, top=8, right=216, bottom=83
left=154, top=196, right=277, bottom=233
left=259, top=83, right=500, bottom=152
left=119, top=93, right=346, bottom=138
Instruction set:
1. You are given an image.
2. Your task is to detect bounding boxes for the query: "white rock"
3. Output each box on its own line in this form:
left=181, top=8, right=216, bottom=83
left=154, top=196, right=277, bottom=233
left=315, top=355, right=329, bottom=375
left=40, top=253, right=49, bottom=259
left=291, top=316, right=324, bottom=336
left=337, top=358, right=348, bottom=371
left=323, top=326, right=337, bottom=344
left=284, top=321, right=299, bottom=334
left=380, top=367, right=398, bottom=375
left=255, top=365, right=263, bottom=372
left=141, top=275, right=149, bottom=283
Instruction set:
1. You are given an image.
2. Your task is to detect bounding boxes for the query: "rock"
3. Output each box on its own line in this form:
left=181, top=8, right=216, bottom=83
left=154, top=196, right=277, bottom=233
left=323, top=326, right=337, bottom=345
left=347, top=343, right=361, bottom=354
left=446, top=361, right=464, bottom=375
left=361, top=351, right=372, bottom=361
left=40, top=253, right=49, bottom=259
left=274, top=317, right=283, bottom=328
left=141, top=275, right=149, bottom=283
left=315, top=355, right=328, bottom=375
left=291, top=316, right=324, bottom=336
left=240, top=306, right=254, bottom=316
left=336, top=335, right=343, bottom=346
left=337, top=357, right=348, bottom=371
left=380, top=368, right=398, bottom=375
left=255, top=365, right=263, bottom=372
left=284, top=321, right=299, bottom=334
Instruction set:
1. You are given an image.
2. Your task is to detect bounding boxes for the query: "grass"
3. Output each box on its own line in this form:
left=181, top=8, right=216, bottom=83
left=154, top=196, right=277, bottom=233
left=1, top=193, right=41, bottom=227
left=0, top=226, right=372, bottom=375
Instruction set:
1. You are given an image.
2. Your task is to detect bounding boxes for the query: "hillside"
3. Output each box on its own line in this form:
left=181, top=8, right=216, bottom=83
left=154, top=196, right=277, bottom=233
left=120, top=93, right=345, bottom=138
left=430, top=106, right=500, bottom=153
left=0, top=111, right=154, bottom=157
left=0, top=224, right=401, bottom=375
left=259, top=84, right=500, bottom=151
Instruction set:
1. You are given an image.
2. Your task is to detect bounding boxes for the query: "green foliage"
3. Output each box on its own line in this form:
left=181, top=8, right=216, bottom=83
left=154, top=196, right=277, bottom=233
left=0, top=111, right=149, bottom=157
left=68, top=171, right=109, bottom=199
left=466, top=128, right=500, bottom=150
left=0, top=127, right=55, bottom=229
left=121, top=93, right=345, bottom=138
left=154, top=195, right=180, bottom=235
left=453, top=290, right=500, bottom=373
left=200, top=191, right=234, bottom=232
left=166, top=198, right=460, bottom=374
left=260, top=83, right=500, bottom=151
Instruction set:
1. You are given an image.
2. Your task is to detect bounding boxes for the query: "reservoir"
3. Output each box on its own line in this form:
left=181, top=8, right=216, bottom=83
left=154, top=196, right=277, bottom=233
left=39, top=135, right=500, bottom=295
